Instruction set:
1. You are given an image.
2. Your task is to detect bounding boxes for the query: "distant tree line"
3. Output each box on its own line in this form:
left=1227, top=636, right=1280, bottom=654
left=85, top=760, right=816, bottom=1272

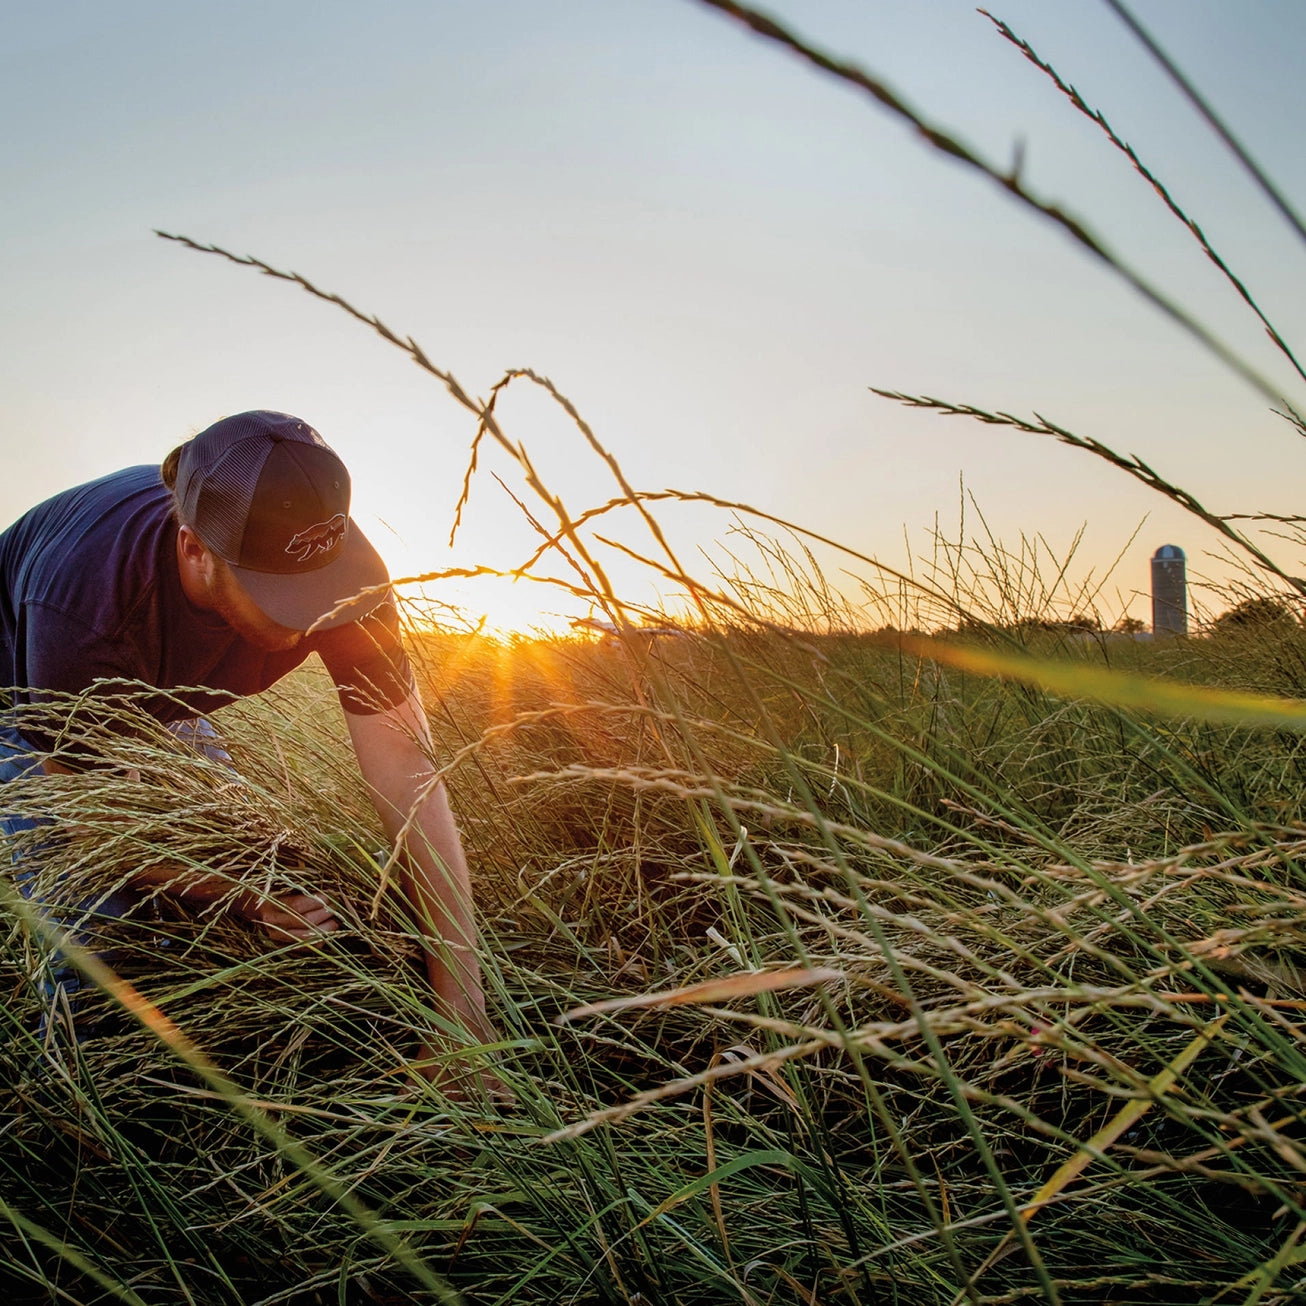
left=1206, top=596, right=1302, bottom=635
left=867, top=598, right=1305, bottom=642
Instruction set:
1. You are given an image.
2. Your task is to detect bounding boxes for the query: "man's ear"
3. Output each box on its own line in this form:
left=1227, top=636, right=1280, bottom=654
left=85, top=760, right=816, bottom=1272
left=177, top=523, right=204, bottom=560
left=176, top=524, right=216, bottom=586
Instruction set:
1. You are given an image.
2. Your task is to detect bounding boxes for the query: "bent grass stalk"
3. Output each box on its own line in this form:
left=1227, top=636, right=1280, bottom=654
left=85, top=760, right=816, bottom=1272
left=684, top=0, right=1303, bottom=420
left=981, top=8, right=1306, bottom=389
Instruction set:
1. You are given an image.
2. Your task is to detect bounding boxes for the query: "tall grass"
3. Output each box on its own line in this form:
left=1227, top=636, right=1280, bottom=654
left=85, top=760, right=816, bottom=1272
left=7, top=5, right=1306, bottom=1304
left=7, top=541, right=1306, bottom=1303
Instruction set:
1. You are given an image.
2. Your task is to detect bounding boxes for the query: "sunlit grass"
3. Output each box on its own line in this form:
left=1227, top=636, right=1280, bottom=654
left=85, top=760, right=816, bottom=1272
left=7, top=570, right=1306, bottom=1302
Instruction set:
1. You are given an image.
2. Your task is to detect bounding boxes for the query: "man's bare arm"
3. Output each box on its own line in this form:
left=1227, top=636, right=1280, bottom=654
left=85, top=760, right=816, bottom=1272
left=342, top=688, right=497, bottom=1067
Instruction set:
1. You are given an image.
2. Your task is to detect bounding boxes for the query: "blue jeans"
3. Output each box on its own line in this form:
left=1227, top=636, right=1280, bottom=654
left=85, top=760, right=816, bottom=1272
left=1, top=717, right=233, bottom=1042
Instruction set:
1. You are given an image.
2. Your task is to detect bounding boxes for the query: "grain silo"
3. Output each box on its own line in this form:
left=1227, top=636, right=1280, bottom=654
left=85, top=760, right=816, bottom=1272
left=1151, top=545, right=1187, bottom=637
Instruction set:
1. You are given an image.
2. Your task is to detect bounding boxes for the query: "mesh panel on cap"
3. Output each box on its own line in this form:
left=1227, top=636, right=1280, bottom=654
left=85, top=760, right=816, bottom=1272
left=190, top=439, right=273, bottom=563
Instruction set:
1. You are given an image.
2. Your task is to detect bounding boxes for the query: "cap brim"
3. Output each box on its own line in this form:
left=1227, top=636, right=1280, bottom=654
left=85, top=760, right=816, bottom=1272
left=227, top=518, right=391, bottom=633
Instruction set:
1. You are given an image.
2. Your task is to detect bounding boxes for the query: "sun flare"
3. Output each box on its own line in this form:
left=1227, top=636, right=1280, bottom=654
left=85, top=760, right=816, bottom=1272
left=394, top=573, right=581, bottom=640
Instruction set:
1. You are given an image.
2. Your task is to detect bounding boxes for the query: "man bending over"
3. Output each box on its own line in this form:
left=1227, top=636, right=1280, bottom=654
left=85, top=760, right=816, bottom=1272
left=0, top=410, right=494, bottom=1079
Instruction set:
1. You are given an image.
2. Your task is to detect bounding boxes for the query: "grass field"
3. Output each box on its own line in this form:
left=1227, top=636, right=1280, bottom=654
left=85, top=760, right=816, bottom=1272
left=5, top=586, right=1306, bottom=1304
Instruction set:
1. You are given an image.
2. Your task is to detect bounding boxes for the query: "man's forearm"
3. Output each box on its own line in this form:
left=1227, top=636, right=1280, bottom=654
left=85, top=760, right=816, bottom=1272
left=344, top=694, right=493, bottom=1043
left=397, top=778, right=487, bottom=1026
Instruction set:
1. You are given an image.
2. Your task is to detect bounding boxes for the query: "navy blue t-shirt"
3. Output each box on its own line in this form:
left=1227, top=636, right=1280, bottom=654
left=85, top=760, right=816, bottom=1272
left=0, top=465, right=414, bottom=751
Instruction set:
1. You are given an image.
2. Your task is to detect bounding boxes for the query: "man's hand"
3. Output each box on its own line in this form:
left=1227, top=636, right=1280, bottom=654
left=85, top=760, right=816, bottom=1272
left=130, top=868, right=339, bottom=944
left=232, top=890, right=338, bottom=944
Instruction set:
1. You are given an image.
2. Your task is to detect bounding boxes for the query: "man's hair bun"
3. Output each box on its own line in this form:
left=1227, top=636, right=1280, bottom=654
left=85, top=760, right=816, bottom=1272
left=161, top=443, right=184, bottom=491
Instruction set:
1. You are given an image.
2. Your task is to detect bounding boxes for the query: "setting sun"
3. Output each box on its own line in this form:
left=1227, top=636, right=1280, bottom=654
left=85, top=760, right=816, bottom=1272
left=394, top=572, right=582, bottom=640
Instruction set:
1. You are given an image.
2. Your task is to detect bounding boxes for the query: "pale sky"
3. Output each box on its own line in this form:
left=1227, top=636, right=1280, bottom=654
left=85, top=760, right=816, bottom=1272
left=5, top=1, right=1305, bottom=632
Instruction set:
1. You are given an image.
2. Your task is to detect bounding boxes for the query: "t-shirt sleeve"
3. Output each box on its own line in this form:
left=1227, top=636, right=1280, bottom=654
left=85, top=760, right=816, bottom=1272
left=314, top=595, right=415, bottom=715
